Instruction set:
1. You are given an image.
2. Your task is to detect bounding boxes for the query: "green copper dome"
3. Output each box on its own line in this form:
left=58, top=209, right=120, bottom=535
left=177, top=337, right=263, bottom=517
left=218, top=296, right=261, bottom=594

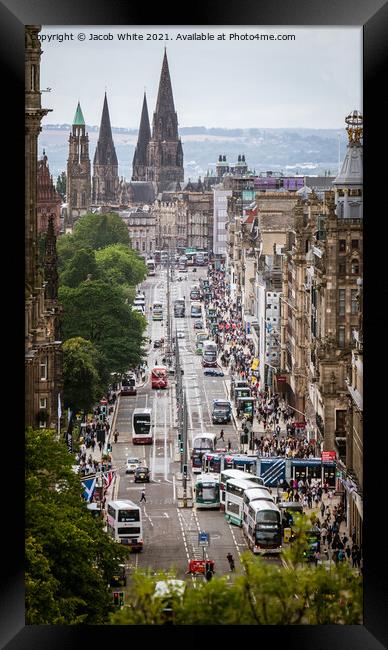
left=73, top=102, right=85, bottom=126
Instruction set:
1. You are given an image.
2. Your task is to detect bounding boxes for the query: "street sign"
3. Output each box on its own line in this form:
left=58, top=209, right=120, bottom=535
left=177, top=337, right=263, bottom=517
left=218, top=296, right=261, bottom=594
left=198, top=531, right=210, bottom=546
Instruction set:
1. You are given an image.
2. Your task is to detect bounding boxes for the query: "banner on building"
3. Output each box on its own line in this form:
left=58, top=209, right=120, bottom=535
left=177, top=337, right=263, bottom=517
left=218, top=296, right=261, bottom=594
left=321, top=451, right=337, bottom=461
left=251, top=358, right=259, bottom=371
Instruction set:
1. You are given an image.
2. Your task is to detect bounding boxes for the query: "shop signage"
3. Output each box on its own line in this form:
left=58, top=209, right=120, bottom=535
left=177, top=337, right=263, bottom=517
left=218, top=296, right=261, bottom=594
left=322, top=451, right=337, bottom=461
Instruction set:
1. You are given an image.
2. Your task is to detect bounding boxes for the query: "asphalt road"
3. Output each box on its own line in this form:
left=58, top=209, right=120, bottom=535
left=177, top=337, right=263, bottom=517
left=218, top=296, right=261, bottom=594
left=111, top=266, right=281, bottom=582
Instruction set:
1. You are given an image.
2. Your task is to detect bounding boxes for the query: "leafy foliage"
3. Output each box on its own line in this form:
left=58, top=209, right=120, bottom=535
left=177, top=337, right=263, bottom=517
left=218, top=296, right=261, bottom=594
left=71, top=212, right=130, bottom=251
left=60, top=248, right=100, bottom=288
left=25, top=428, right=129, bottom=624
left=59, top=280, right=147, bottom=373
left=56, top=171, right=67, bottom=201
left=95, top=244, right=147, bottom=289
left=62, top=337, right=105, bottom=412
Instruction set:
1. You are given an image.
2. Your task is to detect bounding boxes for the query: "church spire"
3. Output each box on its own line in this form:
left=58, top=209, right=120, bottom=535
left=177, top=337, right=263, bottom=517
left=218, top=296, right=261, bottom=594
left=132, top=92, right=151, bottom=181
left=93, top=92, right=118, bottom=166
left=152, top=50, right=178, bottom=140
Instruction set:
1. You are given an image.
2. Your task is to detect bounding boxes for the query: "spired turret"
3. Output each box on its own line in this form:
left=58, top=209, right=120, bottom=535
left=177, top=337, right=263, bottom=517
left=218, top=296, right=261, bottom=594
left=92, top=92, right=119, bottom=205
left=66, top=101, right=91, bottom=227
left=132, top=92, right=151, bottom=181
left=333, top=110, right=363, bottom=219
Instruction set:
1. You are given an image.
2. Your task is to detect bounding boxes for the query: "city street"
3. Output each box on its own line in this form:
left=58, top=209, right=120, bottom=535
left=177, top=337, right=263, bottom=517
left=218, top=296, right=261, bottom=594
left=111, top=267, right=251, bottom=580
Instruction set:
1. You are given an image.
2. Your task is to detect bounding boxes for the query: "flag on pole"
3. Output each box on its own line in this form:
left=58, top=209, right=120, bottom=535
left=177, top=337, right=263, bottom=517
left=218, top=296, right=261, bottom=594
left=57, top=393, right=62, bottom=421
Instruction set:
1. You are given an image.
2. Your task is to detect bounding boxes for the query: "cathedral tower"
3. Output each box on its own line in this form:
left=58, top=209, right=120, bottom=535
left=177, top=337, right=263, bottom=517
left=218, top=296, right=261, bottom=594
left=146, top=50, right=184, bottom=191
left=132, top=92, right=151, bottom=181
left=66, top=101, right=91, bottom=228
left=92, top=92, right=119, bottom=206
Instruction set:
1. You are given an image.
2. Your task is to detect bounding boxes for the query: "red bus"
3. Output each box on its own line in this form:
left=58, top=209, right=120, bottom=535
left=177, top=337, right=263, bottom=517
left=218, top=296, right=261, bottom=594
left=151, top=366, right=168, bottom=389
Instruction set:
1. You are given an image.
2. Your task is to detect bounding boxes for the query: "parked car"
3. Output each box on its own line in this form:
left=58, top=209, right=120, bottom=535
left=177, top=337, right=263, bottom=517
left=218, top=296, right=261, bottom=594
left=153, top=339, right=163, bottom=348
left=134, top=466, right=150, bottom=483
left=176, top=331, right=185, bottom=339
left=204, top=368, right=224, bottom=377
left=126, top=457, right=141, bottom=474
left=194, top=320, right=204, bottom=330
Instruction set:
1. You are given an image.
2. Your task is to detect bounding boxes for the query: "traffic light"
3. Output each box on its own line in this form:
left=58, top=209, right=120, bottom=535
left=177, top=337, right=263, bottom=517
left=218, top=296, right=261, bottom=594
left=183, top=463, right=188, bottom=477
left=113, top=592, right=119, bottom=607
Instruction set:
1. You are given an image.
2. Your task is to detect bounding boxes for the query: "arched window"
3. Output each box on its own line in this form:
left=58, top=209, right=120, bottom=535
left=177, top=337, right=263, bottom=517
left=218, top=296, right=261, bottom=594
left=351, top=258, right=359, bottom=274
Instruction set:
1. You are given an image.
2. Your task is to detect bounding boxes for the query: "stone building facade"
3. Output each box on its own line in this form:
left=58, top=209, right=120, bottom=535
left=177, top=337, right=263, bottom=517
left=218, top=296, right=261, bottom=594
left=66, top=102, right=91, bottom=228
left=91, top=92, right=119, bottom=207
left=120, top=207, right=156, bottom=257
left=25, top=25, right=62, bottom=432
left=182, top=191, right=213, bottom=252
left=37, top=149, right=62, bottom=235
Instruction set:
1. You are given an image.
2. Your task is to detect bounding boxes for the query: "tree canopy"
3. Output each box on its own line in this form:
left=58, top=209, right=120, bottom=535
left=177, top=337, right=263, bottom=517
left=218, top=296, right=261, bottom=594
left=25, top=428, right=128, bottom=624
left=59, top=280, right=147, bottom=373
left=71, top=212, right=130, bottom=250
left=94, top=244, right=147, bottom=289
left=60, top=248, right=100, bottom=288
left=62, top=337, right=105, bottom=413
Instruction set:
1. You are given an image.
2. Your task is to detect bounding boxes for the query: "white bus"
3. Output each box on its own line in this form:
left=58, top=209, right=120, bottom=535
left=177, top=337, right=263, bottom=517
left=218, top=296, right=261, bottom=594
left=190, top=301, right=202, bottom=319
left=194, top=473, right=220, bottom=509
left=191, top=433, right=217, bottom=473
left=243, top=499, right=282, bottom=554
left=146, top=259, right=156, bottom=276
left=224, top=477, right=267, bottom=526
left=132, top=407, right=152, bottom=444
left=107, top=500, right=143, bottom=550
left=242, top=487, right=274, bottom=531
left=219, top=468, right=265, bottom=512
left=152, top=301, right=163, bottom=321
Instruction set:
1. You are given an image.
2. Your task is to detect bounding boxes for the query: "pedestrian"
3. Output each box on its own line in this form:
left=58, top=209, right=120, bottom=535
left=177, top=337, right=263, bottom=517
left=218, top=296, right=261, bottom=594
left=345, top=545, right=351, bottom=561
left=114, top=429, right=119, bottom=443
left=227, top=438, right=231, bottom=451
left=140, top=489, right=146, bottom=503
left=320, top=502, right=325, bottom=518
left=226, top=553, right=235, bottom=571
left=219, top=429, right=225, bottom=442
left=98, top=440, right=102, bottom=453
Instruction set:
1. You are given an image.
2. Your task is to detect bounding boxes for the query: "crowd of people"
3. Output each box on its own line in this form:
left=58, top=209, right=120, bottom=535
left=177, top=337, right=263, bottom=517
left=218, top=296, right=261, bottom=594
left=74, top=390, right=117, bottom=476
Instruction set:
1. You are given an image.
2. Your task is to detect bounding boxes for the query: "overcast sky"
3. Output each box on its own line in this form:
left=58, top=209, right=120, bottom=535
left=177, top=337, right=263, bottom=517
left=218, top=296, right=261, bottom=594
left=39, top=26, right=362, bottom=130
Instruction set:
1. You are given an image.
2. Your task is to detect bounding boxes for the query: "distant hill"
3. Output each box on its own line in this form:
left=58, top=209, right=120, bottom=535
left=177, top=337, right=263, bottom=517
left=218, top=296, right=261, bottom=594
left=39, top=125, right=346, bottom=181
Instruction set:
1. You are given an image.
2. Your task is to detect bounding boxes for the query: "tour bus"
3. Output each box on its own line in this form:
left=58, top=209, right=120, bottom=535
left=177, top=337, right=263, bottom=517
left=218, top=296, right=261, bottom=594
left=221, top=471, right=265, bottom=514
left=146, top=259, right=156, bottom=276
left=107, top=500, right=143, bottom=550
left=224, top=477, right=265, bottom=526
left=231, top=379, right=250, bottom=400
left=233, top=386, right=251, bottom=404
left=120, top=373, right=137, bottom=396
left=174, top=299, right=185, bottom=318
left=202, top=340, right=218, bottom=368
left=191, top=433, right=217, bottom=473
left=151, top=366, right=168, bottom=389
left=243, top=499, right=282, bottom=554
left=190, top=286, right=201, bottom=301
left=132, top=407, right=152, bottom=445
left=191, top=301, right=202, bottom=319
left=152, top=301, right=163, bottom=321
left=194, top=473, right=220, bottom=509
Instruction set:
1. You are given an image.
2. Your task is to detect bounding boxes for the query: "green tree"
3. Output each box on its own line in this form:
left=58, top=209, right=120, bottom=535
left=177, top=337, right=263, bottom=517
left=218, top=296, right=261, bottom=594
left=56, top=171, right=67, bottom=201
left=59, top=280, right=147, bottom=372
left=95, top=244, right=147, bottom=289
left=25, top=428, right=129, bottom=624
left=60, top=248, right=100, bottom=288
left=72, top=212, right=130, bottom=250
left=62, top=337, right=104, bottom=413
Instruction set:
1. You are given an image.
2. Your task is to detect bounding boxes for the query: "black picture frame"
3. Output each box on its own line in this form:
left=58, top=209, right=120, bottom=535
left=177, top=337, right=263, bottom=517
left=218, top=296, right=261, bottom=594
left=3, top=0, right=387, bottom=647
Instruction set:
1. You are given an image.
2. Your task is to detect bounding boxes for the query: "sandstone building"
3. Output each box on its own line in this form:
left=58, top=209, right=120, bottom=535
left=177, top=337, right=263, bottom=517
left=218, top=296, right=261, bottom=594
left=66, top=102, right=91, bottom=228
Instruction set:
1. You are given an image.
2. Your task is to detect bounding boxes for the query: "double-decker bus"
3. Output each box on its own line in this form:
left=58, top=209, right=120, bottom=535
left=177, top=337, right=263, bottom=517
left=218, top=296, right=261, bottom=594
left=146, top=259, right=156, bottom=276
left=195, top=332, right=208, bottom=355
left=161, top=250, right=168, bottom=265
left=224, top=477, right=262, bottom=526
left=120, top=373, right=137, bottom=396
left=242, top=486, right=274, bottom=528
left=178, top=255, right=188, bottom=272
left=132, top=408, right=152, bottom=444
left=151, top=366, right=168, bottom=389
left=243, top=499, right=282, bottom=554
left=202, top=340, right=218, bottom=367
left=194, top=473, right=220, bottom=509
left=195, top=251, right=205, bottom=266
left=152, top=301, right=163, bottom=321
left=190, top=302, right=202, bottom=319
left=191, top=433, right=217, bottom=473
left=154, top=250, right=161, bottom=264
left=107, top=500, right=143, bottom=550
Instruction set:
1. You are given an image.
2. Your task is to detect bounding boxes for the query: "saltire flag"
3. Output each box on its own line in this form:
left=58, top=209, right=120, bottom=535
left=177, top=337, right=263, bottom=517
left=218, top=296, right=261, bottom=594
left=82, top=477, right=96, bottom=502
